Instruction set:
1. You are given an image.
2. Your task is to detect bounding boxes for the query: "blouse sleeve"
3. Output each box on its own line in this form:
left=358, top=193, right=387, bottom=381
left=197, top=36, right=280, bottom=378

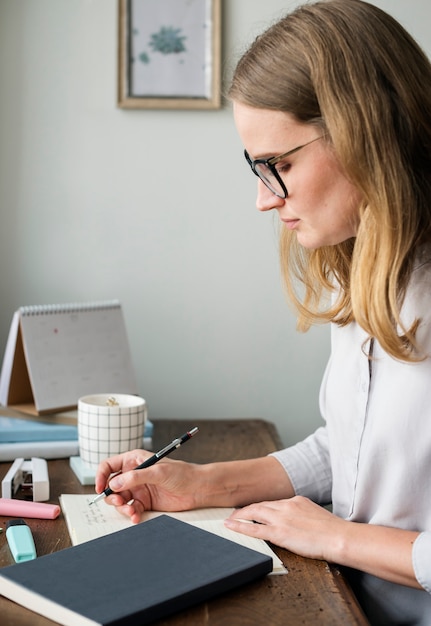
left=269, top=425, right=332, bottom=505
left=412, top=532, right=431, bottom=593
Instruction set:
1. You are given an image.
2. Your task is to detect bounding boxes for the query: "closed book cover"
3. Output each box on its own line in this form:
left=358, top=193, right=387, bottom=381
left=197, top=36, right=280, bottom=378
left=0, top=514, right=273, bottom=626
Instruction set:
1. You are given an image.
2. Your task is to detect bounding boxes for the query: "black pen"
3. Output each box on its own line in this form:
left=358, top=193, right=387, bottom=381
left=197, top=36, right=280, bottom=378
left=89, top=427, right=199, bottom=506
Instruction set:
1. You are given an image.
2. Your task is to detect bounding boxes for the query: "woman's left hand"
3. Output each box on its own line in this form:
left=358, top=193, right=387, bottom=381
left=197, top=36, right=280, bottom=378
left=224, top=495, right=345, bottom=562
left=225, top=495, right=422, bottom=589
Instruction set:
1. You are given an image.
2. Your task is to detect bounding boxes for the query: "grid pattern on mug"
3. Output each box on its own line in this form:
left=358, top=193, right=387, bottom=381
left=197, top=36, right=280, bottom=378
left=78, top=405, right=145, bottom=466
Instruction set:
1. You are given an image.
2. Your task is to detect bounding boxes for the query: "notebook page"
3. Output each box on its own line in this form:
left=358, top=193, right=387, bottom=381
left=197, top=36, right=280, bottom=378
left=59, top=494, right=287, bottom=574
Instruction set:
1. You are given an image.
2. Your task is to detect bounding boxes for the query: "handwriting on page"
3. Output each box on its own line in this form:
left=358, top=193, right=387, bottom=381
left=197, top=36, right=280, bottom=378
left=82, top=502, right=112, bottom=526
left=65, top=495, right=132, bottom=544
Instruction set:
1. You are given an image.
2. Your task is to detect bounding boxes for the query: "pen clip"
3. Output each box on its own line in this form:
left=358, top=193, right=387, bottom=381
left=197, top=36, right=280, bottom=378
left=155, top=439, right=181, bottom=458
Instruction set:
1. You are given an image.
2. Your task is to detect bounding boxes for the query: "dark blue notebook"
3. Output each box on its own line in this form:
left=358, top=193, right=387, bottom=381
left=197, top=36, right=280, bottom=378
left=0, top=514, right=273, bottom=625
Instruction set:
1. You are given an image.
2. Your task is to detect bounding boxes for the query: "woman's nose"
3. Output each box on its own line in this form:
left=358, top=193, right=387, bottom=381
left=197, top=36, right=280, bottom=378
left=256, top=179, right=285, bottom=212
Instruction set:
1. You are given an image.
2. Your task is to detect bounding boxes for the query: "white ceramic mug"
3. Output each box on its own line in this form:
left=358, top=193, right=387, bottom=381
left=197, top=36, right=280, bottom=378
left=77, top=393, right=147, bottom=469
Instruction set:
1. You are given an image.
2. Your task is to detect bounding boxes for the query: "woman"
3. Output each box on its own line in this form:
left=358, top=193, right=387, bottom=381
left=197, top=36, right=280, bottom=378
left=95, top=1, right=431, bottom=622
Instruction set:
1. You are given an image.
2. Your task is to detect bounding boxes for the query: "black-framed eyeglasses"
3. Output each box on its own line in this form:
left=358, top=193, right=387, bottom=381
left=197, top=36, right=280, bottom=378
left=244, top=135, right=325, bottom=198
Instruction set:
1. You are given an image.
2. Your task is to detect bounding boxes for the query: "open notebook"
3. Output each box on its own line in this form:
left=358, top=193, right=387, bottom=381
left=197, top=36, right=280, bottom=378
left=59, top=494, right=287, bottom=574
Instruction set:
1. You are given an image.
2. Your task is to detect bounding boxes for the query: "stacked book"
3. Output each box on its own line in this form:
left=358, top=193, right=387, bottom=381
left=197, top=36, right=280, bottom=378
left=0, top=415, right=79, bottom=462
left=0, top=415, right=154, bottom=462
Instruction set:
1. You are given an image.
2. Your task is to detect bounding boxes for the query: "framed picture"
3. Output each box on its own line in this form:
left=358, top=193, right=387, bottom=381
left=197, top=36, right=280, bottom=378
left=118, top=0, right=222, bottom=110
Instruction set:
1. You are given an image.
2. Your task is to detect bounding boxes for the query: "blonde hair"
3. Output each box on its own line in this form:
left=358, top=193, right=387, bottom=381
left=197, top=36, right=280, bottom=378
left=229, top=0, right=431, bottom=361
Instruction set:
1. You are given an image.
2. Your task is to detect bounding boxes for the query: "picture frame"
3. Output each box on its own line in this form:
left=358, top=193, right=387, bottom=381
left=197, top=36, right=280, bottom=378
left=118, top=0, right=222, bottom=110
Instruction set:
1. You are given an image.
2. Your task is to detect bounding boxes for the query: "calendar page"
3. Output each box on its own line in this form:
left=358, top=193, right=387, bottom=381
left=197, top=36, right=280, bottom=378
left=0, top=300, right=138, bottom=414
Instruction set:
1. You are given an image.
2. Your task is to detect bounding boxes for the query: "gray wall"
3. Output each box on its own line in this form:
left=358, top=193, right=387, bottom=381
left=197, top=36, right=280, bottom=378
left=0, top=1, right=429, bottom=446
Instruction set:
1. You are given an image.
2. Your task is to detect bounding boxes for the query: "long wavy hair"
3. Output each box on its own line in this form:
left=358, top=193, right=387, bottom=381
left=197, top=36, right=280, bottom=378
left=229, top=0, right=431, bottom=361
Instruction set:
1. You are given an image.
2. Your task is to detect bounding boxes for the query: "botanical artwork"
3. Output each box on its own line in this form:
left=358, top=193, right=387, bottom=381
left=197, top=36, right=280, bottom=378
left=129, top=0, right=212, bottom=98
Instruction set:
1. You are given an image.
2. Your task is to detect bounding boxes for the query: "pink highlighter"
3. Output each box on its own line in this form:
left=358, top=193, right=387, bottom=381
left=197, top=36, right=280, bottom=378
left=0, top=498, right=60, bottom=519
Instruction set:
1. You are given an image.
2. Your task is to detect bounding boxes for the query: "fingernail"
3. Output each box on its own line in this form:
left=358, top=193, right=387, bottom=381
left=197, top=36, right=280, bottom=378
left=110, top=476, right=123, bottom=491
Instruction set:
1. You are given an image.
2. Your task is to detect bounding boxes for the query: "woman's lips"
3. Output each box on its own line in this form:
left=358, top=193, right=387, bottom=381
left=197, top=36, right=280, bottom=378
left=281, top=218, right=300, bottom=230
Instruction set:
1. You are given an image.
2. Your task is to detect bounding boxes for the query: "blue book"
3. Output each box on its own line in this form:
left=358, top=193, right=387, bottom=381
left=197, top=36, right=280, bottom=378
left=0, top=416, right=78, bottom=443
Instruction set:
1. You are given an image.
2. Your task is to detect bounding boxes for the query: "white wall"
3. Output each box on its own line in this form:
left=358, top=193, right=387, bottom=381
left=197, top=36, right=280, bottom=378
left=0, top=1, right=429, bottom=447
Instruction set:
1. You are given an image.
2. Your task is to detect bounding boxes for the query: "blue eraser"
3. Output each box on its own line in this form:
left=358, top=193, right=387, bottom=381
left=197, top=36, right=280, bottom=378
left=6, top=518, right=37, bottom=562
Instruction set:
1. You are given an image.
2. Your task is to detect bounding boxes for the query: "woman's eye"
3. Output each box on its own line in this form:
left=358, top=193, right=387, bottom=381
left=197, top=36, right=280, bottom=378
left=276, top=162, right=291, bottom=174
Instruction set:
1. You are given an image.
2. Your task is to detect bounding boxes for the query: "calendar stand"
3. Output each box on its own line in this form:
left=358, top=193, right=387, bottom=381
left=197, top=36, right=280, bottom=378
left=0, top=301, right=138, bottom=416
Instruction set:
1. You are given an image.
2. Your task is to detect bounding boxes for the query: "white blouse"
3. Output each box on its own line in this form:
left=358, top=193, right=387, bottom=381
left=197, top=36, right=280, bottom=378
left=271, top=248, right=431, bottom=625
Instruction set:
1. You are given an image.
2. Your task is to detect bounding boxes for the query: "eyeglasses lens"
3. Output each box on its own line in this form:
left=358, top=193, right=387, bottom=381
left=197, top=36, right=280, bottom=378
left=254, top=163, right=285, bottom=197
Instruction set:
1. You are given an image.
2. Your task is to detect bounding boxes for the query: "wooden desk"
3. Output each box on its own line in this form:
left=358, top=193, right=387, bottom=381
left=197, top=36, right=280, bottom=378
left=0, top=419, right=368, bottom=625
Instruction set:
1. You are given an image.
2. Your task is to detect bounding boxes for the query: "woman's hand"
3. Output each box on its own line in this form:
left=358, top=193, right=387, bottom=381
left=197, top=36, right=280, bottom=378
left=225, top=495, right=421, bottom=589
left=95, top=450, right=201, bottom=524
left=225, top=495, right=343, bottom=561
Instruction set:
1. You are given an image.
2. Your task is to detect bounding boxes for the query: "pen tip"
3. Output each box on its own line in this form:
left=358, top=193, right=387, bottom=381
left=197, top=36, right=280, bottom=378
left=89, top=491, right=107, bottom=506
